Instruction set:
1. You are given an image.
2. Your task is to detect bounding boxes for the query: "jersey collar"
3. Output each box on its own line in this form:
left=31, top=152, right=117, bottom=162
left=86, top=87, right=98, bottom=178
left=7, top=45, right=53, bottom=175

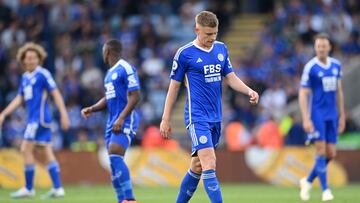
left=24, top=66, right=41, bottom=78
left=315, top=57, right=331, bottom=69
left=109, top=58, right=123, bottom=71
left=193, top=40, right=214, bottom=53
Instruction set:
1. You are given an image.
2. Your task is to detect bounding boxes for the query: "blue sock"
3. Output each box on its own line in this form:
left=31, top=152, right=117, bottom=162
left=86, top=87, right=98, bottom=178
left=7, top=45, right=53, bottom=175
left=110, top=154, right=135, bottom=201
left=315, top=156, right=328, bottom=191
left=25, top=164, right=35, bottom=190
left=307, top=164, right=317, bottom=183
left=110, top=157, right=125, bottom=202
left=47, top=161, right=62, bottom=189
left=202, top=169, right=222, bottom=203
left=176, top=169, right=201, bottom=203
left=307, top=157, right=332, bottom=183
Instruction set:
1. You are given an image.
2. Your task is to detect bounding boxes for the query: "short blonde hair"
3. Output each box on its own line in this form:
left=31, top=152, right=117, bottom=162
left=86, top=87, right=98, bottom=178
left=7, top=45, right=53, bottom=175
left=195, top=11, right=218, bottom=27
left=16, top=42, right=48, bottom=64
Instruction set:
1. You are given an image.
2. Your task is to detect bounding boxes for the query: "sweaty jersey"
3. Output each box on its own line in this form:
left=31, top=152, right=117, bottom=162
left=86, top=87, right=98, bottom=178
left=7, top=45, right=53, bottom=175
left=300, top=57, right=342, bottom=121
left=18, top=66, right=57, bottom=128
left=104, top=59, right=140, bottom=135
left=171, top=41, right=233, bottom=127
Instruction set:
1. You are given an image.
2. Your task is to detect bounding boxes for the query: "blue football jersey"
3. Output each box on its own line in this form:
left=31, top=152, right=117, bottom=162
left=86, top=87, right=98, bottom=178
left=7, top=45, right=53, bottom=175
left=300, top=57, right=342, bottom=121
left=104, top=59, right=140, bottom=135
left=18, top=66, right=57, bottom=127
left=171, top=41, right=233, bottom=127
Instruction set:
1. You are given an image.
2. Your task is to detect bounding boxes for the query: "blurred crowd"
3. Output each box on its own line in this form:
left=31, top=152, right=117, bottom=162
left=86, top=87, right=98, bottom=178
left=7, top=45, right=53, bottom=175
left=0, top=0, right=359, bottom=151
left=0, top=0, right=233, bottom=150
left=223, top=0, right=360, bottom=151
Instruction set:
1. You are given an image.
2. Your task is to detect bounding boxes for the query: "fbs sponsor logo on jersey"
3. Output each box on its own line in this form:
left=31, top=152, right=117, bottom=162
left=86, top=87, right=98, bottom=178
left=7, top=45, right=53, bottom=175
left=203, top=64, right=222, bottom=83
left=105, top=82, right=116, bottom=99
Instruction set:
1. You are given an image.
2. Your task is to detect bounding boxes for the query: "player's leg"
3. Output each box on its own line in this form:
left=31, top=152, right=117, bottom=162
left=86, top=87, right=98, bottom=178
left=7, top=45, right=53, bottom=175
left=198, top=147, right=222, bottom=203
left=10, top=140, right=36, bottom=198
left=325, top=144, right=336, bottom=164
left=37, top=126, right=64, bottom=199
left=11, top=123, right=38, bottom=198
left=300, top=120, right=327, bottom=201
left=321, top=120, right=338, bottom=201
left=176, top=156, right=202, bottom=203
left=108, top=133, right=136, bottom=203
left=199, top=122, right=223, bottom=203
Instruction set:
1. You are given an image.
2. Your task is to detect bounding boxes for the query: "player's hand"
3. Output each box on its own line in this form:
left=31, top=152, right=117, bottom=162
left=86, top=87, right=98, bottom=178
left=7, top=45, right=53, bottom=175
left=112, top=117, right=124, bottom=134
left=160, top=119, right=172, bottom=139
left=81, top=107, right=92, bottom=119
left=0, top=113, right=5, bottom=127
left=248, top=89, right=259, bottom=105
left=60, top=114, right=70, bottom=130
left=302, top=118, right=314, bottom=133
left=338, top=115, right=346, bottom=134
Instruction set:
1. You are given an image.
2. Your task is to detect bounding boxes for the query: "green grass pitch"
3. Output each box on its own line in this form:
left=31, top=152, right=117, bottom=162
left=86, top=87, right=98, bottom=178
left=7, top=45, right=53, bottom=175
left=1, top=184, right=360, bottom=203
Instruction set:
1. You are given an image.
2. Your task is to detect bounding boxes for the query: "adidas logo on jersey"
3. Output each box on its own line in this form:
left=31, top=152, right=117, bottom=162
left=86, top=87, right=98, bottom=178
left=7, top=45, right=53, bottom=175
left=196, top=58, right=203, bottom=63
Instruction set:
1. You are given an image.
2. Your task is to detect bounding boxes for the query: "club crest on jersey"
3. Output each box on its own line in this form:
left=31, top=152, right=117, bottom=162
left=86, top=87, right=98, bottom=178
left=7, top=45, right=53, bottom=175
left=217, top=53, right=224, bottom=61
left=318, top=71, right=324, bottom=77
left=31, top=78, right=37, bottom=84
left=332, top=68, right=338, bottom=76
left=111, top=72, right=118, bottom=80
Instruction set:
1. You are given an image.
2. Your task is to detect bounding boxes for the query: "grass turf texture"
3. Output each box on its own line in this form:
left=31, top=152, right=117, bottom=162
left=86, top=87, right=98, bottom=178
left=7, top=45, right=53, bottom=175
left=0, top=184, right=359, bottom=203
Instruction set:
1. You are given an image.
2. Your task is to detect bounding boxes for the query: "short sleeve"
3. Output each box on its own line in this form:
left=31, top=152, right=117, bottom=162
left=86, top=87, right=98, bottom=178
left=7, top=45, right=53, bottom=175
left=222, top=45, right=233, bottom=76
left=17, top=76, right=24, bottom=96
left=337, top=65, right=342, bottom=79
left=223, top=56, right=233, bottom=76
left=300, top=64, right=312, bottom=88
left=126, top=72, right=141, bottom=92
left=170, top=50, right=187, bottom=82
left=41, top=70, right=57, bottom=92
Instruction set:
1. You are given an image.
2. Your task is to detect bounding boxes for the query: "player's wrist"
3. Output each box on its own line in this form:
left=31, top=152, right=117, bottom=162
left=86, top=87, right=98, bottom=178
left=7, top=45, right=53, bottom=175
left=247, top=88, right=253, bottom=96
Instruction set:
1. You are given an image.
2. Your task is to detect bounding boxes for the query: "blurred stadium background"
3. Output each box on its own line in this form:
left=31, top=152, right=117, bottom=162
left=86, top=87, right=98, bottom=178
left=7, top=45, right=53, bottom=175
left=0, top=0, right=360, bottom=202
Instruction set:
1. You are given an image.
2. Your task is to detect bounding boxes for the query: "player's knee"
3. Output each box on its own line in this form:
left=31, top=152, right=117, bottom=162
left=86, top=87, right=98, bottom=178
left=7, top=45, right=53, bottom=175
left=108, top=143, right=125, bottom=156
left=327, top=151, right=336, bottom=159
left=200, top=156, right=216, bottom=170
left=315, top=146, right=326, bottom=156
left=190, top=160, right=202, bottom=174
left=20, top=146, right=31, bottom=156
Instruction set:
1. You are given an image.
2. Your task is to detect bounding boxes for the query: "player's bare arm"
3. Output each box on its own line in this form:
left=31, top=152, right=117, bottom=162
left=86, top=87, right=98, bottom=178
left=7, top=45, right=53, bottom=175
left=81, top=97, right=107, bottom=119
left=299, top=87, right=314, bottom=133
left=112, top=90, right=140, bottom=134
left=160, top=79, right=181, bottom=139
left=0, top=95, right=23, bottom=126
left=224, top=72, right=259, bottom=104
left=51, top=88, right=70, bottom=130
left=336, top=79, right=346, bottom=134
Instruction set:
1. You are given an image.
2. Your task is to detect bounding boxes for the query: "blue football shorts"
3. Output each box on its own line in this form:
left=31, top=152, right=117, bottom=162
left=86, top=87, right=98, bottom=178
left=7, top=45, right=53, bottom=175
left=187, top=122, right=221, bottom=156
left=24, top=122, right=52, bottom=144
left=105, top=129, right=134, bottom=150
left=310, top=119, right=338, bottom=144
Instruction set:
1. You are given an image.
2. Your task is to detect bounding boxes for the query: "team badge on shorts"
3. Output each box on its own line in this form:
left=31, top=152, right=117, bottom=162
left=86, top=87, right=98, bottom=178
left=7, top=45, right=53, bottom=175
left=199, top=135, right=208, bottom=144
